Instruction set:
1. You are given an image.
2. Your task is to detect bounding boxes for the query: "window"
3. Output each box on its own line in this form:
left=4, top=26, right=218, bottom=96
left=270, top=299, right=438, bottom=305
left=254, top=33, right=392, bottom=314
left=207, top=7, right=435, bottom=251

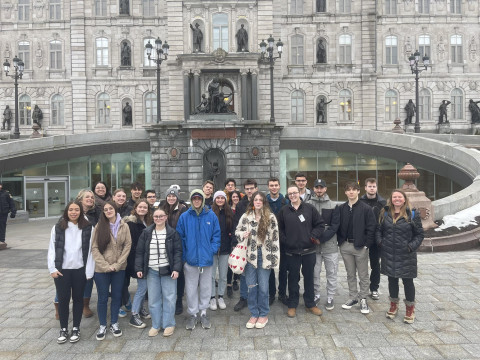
left=418, top=0, right=430, bottom=14
left=450, top=35, right=463, bottom=63
left=419, top=88, right=431, bottom=121
left=419, top=35, right=431, bottom=58
left=19, top=95, right=31, bottom=125
left=385, top=0, right=397, bottom=14
left=51, top=94, right=64, bottom=125
left=339, top=34, right=352, bottom=64
left=18, top=41, right=30, bottom=70
left=143, top=0, right=155, bottom=16
left=290, top=0, right=303, bottom=14
left=213, top=13, right=228, bottom=51
left=95, top=0, right=107, bottom=16
left=19, top=0, right=30, bottom=21
left=291, top=35, right=304, bottom=65
left=49, top=0, right=61, bottom=20
left=97, top=93, right=110, bottom=124
left=339, top=0, right=351, bottom=13
left=339, top=89, right=352, bottom=122
left=145, top=92, right=157, bottom=123
left=317, top=0, right=326, bottom=12
left=291, top=90, right=304, bottom=123
left=451, top=88, right=463, bottom=120
left=450, top=0, right=461, bottom=14
left=385, top=90, right=398, bottom=122
left=143, top=38, right=155, bottom=66
left=49, top=41, right=62, bottom=69
left=385, top=36, right=398, bottom=65
left=96, top=37, right=109, bottom=66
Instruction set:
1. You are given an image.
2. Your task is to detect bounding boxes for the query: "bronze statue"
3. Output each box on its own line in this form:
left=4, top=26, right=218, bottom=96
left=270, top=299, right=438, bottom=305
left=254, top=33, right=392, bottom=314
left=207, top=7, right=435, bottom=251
left=121, top=41, right=131, bottom=66
left=404, top=99, right=416, bottom=125
left=32, top=105, right=43, bottom=128
left=316, top=98, right=332, bottom=123
left=468, top=99, right=480, bottom=124
left=317, top=0, right=326, bottom=12
left=190, top=23, right=203, bottom=52
left=122, top=102, right=132, bottom=126
left=438, top=100, right=451, bottom=124
left=316, top=39, right=326, bottom=63
left=194, top=94, right=209, bottom=114
left=3, top=105, right=12, bottom=130
left=236, top=24, right=248, bottom=52
left=119, top=0, right=129, bottom=15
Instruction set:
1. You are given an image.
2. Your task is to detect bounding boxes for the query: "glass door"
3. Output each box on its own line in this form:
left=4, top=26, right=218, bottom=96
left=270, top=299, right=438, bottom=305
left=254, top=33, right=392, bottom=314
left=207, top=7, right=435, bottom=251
left=24, top=176, right=69, bottom=218
left=26, top=182, right=45, bottom=218
left=47, top=182, right=67, bottom=218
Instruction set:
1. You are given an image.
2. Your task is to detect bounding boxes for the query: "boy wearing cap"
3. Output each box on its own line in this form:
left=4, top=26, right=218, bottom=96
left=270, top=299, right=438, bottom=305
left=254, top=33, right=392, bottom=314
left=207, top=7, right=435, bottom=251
left=176, top=189, right=221, bottom=330
left=306, top=179, right=339, bottom=310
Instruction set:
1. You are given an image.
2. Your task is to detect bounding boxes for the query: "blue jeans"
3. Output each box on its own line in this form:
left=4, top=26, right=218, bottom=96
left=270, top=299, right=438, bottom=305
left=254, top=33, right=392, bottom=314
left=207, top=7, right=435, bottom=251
left=147, top=268, right=177, bottom=330
left=245, top=249, right=270, bottom=318
left=240, top=273, right=248, bottom=299
left=212, top=254, right=229, bottom=297
left=132, top=278, right=147, bottom=315
left=94, top=271, right=125, bottom=326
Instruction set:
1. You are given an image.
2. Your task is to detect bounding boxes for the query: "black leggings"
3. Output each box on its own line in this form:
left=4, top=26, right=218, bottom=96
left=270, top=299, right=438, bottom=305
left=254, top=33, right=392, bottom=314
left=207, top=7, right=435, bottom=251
left=54, top=268, right=87, bottom=329
left=388, top=276, right=415, bottom=302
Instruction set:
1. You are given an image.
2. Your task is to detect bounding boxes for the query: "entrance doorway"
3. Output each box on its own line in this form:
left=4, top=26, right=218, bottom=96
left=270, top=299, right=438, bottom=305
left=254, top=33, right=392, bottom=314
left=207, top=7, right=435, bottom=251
left=24, top=176, right=69, bottom=218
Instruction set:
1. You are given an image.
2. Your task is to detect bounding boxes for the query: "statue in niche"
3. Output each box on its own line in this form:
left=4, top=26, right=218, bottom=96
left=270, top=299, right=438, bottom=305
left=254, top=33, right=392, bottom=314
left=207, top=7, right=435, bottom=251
left=317, top=0, right=326, bottom=12
left=316, top=98, right=332, bottom=123
left=203, top=148, right=226, bottom=191
left=468, top=99, right=480, bottom=124
left=236, top=24, right=248, bottom=52
left=3, top=106, right=12, bottom=130
left=121, top=41, right=131, bottom=66
left=122, top=102, right=132, bottom=126
left=404, top=99, right=416, bottom=125
left=190, top=23, right=203, bottom=52
left=119, top=0, right=129, bottom=15
left=438, top=100, right=451, bottom=124
left=316, top=39, right=327, bottom=63
left=194, top=94, right=209, bottom=114
left=32, top=105, right=43, bottom=128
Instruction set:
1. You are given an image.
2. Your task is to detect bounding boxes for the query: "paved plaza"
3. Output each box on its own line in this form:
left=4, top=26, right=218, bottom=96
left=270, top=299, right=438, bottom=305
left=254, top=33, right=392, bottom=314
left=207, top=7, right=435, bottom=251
left=0, top=219, right=479, bottom=360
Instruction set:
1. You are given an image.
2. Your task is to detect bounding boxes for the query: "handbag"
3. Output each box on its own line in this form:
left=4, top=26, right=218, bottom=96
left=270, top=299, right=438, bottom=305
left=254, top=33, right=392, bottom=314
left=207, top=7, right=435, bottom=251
left=228, top=243, right=247, bottom=274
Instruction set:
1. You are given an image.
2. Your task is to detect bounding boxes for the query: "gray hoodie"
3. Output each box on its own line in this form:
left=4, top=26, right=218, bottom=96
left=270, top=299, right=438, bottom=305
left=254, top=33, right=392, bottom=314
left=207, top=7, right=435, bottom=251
left=307, top=193, right=338, bottom=255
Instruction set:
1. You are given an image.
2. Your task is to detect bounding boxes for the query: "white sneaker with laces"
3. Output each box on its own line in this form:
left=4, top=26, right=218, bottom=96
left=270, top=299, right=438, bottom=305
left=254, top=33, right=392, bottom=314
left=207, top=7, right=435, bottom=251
left=217, top=297, right=226, bottom=310
left=209, top=297, right=217, bottom=311
left=360, top=298, right=370, bottom=314
left=314, top=294, right=321, bottom=304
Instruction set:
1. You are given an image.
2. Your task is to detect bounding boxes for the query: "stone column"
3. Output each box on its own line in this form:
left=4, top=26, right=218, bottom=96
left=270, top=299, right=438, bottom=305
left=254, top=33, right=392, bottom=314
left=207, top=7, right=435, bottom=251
left=251, top=71, right=258, bottom=120
left=241, top=70, right=248, bottom=120
left=183, top=71, right=191, bottom=120
left=193, top=70, right=201, bottom=110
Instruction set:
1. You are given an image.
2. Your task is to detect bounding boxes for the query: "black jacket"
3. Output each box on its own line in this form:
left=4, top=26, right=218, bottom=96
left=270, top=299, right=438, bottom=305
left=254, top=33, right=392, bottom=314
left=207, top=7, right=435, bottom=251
left=360, top=193, right=387, bottom=221
left=126, top=217, right=146, bottom=278
left=0, top=190, right=16, bottom=216
left=85, top=207, right=100, bottom=226
left=336, top=200, right=376, bottom=249
left=135, top=224, right=183, bottom=277
left=118, top=203, right=133, bottom=218
left=54, top=223, right=92, bottom=271
left=277, top=202, right=325, bottom=255
left=375, top=207, right=424, bottom=278
left=162, top=202, right=187, bottom=229
left=215, top=208, right=233, bottom=255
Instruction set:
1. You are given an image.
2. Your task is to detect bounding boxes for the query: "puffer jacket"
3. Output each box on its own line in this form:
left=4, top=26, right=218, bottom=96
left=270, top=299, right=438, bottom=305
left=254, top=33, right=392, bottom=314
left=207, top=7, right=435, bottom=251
left=306, top=194, right=338, bottom=255
left=126, top=215, right=146, bottom=278
left=375, top=207, right=424, bottom=278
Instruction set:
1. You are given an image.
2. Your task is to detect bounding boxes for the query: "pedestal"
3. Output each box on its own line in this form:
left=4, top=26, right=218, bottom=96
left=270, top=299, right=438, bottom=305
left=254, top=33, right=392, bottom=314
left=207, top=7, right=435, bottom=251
left=437, top=122, right=451, bottom=134
left=404, top=189, right=437, bottom=230
left=0, top=129, right=10, bottom=140
left=471, top=124, right=480, bottom=135
left=30, top=123, right=43, bottom=138
left=404, top=124, right=415, bottom=133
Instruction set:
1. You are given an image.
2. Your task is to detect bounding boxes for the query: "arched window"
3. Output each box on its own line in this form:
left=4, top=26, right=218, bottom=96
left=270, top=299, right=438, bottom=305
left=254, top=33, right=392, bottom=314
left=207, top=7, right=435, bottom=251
left=145, top=92, right=157, bottom=123
left=97, top=93, right=110, bottom=124
left=339, top=89, right=353, bottom=122
left=213, top=13, right=228, bottom=51
left=339, top=34, right=352, bottom=64
left=419, top=88, right=431, bottom=121
left=49, top=40, right=62, bottom=69
left=451, top=88, right=463, bottom=120
left=385, top=90, right=398, bottom=122
left=51, top=94, right=64, bottom=125
left=450, top=35, right=463, bottom=63
left=96, top=37, right=109, bottom=66
left=291, top=35, right=304, bottom=65
left=291, top=90, right=304, bottom=123
left=19, top=95, right=31, bottom=125
left=385, top=36, right=398, bottom=65
left=419, top=35, right=431, bottom=58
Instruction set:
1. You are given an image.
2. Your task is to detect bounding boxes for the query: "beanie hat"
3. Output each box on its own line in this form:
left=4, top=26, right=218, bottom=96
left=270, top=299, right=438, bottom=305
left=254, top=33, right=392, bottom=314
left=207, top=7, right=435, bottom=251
left=165, top=187, right=179, bottom=199
left=213, top=191, right=227, bottom=201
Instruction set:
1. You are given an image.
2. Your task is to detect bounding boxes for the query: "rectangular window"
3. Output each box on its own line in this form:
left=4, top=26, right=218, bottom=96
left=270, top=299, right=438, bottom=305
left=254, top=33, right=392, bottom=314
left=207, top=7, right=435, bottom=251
left=95, top=0, right=107, bottom=16
left=143, top=0, right=155, bottom=16
left=339, top=0, right=351, bottom=13
left=49, top=0, right=61, bottom=20
left=450, top=36, right=463, bottom=63
left=419, top=92, right=431, bottom=121
left=19, top=0, right=30, bottom=21
left=18, top=42, right=30, bottom=69
left=418, top=0, right=430, bottom=14
left=339, top=35, right=352, bottom=64
left=96, top=38, right=109, bottom=66
left=291, top=36, right=304, bottom=65
left=49, top=41, right=62, bottom=69
left=385, top=0, right=397, bottom=14
left=290, top=0, right=303, bottom=15
left=450, top=0, right=461, bottom=14
left=385, top=36, right=398, bottom=65
left=419, top=35, right=431, bottom=58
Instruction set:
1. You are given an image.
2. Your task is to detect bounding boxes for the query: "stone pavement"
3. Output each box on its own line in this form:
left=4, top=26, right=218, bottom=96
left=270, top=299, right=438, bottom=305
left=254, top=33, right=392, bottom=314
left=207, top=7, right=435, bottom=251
left=0, top=219, right=479, bottom=360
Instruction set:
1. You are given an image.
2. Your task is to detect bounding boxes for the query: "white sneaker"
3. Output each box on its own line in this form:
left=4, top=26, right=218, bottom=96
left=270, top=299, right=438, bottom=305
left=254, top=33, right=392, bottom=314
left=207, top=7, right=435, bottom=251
left=360, top=298, right=370, bottom=314
left=217, top=297, right=226, bottom=310
left=314, top=294, right=321, bottom=304
left=209, top=298, right=217, bottom=311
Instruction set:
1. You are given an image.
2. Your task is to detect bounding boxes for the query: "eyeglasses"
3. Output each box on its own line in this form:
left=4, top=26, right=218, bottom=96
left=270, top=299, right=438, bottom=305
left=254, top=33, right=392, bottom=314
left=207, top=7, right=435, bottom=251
left=153, top=215, right=167, bottom=219
left=147, top=195, right=156, bottom=199
left=287, top=192, right=299, bottom=196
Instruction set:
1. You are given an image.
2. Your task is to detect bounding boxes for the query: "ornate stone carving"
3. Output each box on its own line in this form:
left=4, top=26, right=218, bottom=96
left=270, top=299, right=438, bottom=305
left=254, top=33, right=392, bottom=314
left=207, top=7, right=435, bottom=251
left=437, top=35, right=446, bottom=61
left=246, top=146, right=265, bottom=161
left=469, top=36, right=477, bottom=61
left=35, top=43, right=44, bottom=68
left=212, top=48, right=228, bottom=63
left=166, top=147, right=181, bottom=161
left=33, top=0, right=45, bottom=18
left=1, top=2, right=13, bottom=20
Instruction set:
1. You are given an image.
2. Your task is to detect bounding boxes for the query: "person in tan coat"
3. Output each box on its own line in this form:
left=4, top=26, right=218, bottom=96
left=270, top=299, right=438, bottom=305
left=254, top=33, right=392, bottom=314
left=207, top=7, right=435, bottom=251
left=92, top=201, right=132, bottom=341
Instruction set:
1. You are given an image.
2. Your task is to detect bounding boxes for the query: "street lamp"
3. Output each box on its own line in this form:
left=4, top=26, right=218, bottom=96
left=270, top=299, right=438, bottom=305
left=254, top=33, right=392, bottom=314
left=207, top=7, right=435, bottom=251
left=259, top=35, right=283, bottom=123
left=3, top=55, right=24, bottom=139
left=145, top=37, right=169, bottom=123
left=409, top=50, right=430, bottom=133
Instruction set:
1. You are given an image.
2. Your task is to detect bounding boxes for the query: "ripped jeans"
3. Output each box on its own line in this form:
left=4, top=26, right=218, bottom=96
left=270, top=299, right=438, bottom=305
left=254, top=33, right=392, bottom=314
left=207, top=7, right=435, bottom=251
left=245, top=248, right=270, bottom=318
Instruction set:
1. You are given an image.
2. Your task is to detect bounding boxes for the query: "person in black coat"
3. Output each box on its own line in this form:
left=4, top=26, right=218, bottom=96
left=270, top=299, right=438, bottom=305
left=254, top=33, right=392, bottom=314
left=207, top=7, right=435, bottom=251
left=135, top=208, right=182, bottom=337
left=376, top=189, right=424, bottom=324
left=0, top=183, right=16, bottom=247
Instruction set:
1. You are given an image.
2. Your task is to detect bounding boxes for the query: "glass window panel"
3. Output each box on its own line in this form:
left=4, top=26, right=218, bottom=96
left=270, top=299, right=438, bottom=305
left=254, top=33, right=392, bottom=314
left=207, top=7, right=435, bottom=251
left=377, top=157, right=397, bottom=199
left=47, top=161, right=68, bottom=175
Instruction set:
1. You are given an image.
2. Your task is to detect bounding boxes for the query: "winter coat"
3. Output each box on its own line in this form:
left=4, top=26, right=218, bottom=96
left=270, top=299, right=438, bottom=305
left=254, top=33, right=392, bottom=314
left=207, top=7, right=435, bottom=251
left=117, top=203, right=133, bottom=218
left=176, top=197, right=221, bottom=267
left=266, top=193, right=289, bottom=216
left=375, top=207, right=424, bottom=278
left=126, top=215, right=146, bottom=278
left=235, top=212, right=280, bottom=269
left=0, top=189, right=16, bottom=215
left=360, top=193, right=387, bottom=221
left=306, top=194, right=338, bottom=255
left=85, top=207, right=100, bottom=226
left=336, top=200, right=376, bottom=249
left=215, top=208, right=234, bottom=255
left=162, top=202, right=187, bottom=229
left=135, top=223, right=183, bottom=277
left=91, top=219, right=132, bottom=273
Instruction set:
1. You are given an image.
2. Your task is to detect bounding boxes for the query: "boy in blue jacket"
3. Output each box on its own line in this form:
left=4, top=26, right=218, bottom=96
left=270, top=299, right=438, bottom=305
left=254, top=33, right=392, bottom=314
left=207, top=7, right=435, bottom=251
left=176, top=189, right=221, bottom=330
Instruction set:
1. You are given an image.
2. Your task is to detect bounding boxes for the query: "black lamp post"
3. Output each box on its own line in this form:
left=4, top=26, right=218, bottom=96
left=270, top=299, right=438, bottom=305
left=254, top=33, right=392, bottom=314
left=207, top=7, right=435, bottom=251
left=409, top=50, right=429, bottom=133
left=3, top=55, right=24, bottom=139
left=260, top=35, right=283, bottom=123
left=145, top=37, right=169, bottom=123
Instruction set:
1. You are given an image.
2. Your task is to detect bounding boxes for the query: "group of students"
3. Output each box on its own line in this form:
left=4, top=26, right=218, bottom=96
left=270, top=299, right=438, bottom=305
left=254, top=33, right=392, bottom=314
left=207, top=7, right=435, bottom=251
left=47, top=174, right=424, bottom=344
